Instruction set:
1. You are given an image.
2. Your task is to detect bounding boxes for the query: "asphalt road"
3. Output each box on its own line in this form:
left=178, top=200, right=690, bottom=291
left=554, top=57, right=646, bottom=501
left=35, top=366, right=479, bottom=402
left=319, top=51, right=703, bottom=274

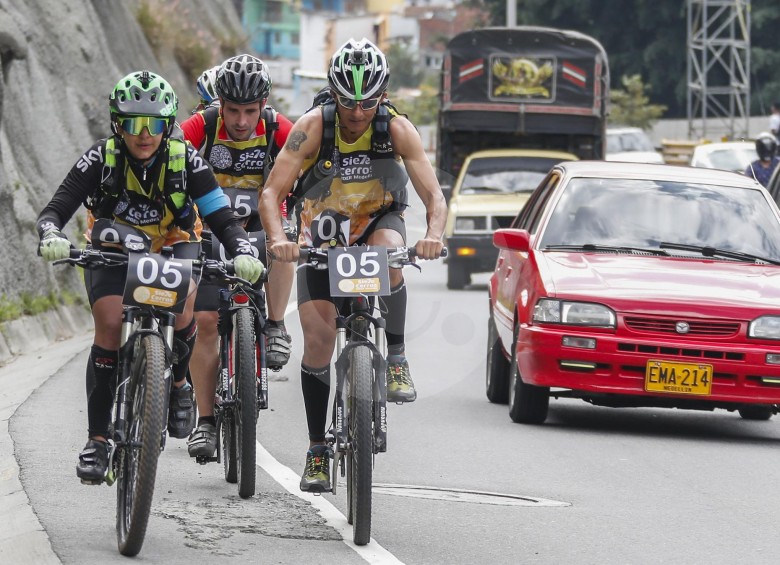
left=9, top=201, right=780, bottom=564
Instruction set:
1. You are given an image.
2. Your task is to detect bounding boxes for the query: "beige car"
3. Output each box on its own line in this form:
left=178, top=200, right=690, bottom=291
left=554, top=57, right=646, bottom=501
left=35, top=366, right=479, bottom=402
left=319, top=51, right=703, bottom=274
left=444, top=149, right=578, bottom=289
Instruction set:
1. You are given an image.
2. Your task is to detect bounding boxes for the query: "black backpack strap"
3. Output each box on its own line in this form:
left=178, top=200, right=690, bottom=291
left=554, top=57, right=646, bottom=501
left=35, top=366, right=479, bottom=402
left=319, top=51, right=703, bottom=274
left=320, top=101, right=337, bottom=162
left=89, top=136, right=125, bottom=217
left=201, top=105, right=220, bottom=157
left=262, top=105, right=279, bottom=175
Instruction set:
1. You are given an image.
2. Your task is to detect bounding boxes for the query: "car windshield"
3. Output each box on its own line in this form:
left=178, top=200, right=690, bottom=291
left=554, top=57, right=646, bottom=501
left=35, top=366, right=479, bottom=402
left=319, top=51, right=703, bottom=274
left=607, top=131, right=655, bottom=153
left=539, top=177, right=780, bottom=261
left=705, top=147, right=757, bottom=172
left=459, top=156, right=563, bottom=195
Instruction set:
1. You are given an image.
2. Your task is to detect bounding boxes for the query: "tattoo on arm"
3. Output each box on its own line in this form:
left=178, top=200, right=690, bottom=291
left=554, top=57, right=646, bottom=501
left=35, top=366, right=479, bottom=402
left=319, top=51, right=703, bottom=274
left=287, top=131, right=307, bottom=152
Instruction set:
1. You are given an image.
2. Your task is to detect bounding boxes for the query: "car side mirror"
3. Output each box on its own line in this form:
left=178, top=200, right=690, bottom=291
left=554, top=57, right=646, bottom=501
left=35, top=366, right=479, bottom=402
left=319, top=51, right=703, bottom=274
left=493, top=228, right=530, bottom=252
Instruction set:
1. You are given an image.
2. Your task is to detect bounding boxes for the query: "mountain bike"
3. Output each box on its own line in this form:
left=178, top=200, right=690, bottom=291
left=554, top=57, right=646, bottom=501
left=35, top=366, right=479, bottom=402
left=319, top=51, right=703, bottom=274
left=195, top=249, right=268, bottom=499
left=57, top=219, right=200, bottom=556
left=300, top=244, right=446, bottom=546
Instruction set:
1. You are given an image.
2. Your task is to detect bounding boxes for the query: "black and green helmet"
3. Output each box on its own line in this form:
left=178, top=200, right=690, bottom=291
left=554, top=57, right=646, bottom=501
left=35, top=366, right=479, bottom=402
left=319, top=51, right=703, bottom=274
left=109, top=70, right=178, bottom=132
left=328, top=38, right=389, bottom=101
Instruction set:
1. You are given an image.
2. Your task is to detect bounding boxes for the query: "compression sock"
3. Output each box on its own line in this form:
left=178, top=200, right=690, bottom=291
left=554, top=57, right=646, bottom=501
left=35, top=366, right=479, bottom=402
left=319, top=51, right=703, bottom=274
left=383, top=281, right=407, bottom=356
left=86, top=345, right=118, bottom=437
left=172, top=318, right=198, bottom=385
left=301, top=364, right=331, bottom=443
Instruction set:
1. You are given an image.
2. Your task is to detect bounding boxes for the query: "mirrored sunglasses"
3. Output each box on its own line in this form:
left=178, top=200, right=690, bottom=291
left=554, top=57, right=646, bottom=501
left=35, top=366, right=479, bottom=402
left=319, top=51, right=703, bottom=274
left=336, top=94, right=381, bottom=111
left=118, top=116, right=168, bottom=136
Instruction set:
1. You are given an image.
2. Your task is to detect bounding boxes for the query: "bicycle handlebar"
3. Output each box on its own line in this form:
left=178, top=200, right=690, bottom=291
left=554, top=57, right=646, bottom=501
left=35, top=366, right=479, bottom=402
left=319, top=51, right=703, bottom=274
left=57, top=248, right=260, bottom=289
left=299, top=245, right=448, bottom=266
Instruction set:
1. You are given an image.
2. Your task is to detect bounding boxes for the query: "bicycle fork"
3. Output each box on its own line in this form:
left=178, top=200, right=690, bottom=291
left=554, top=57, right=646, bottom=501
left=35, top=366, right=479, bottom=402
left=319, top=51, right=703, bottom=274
left=106, top=308, right=175, bottom=485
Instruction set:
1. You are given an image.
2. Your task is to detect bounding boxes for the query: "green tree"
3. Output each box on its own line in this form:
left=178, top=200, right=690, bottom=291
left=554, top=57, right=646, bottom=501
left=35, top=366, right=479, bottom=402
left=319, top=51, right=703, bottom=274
left=386, top=43, right=424, bottom=90
left=610, top=75, right=667, bottom=129
left=469, top=0, right=780, bottom=118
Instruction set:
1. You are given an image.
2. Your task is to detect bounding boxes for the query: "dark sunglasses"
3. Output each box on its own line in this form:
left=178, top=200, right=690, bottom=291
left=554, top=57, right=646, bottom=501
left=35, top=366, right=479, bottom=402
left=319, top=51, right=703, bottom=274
left=335, top=94, right=382, bottom=111
left=118, top=116, right=168, bottom=136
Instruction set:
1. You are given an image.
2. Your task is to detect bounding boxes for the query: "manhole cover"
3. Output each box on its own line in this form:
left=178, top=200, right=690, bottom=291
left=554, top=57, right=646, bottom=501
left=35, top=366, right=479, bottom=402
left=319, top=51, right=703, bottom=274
left=368, top=483, right=570, bottom=507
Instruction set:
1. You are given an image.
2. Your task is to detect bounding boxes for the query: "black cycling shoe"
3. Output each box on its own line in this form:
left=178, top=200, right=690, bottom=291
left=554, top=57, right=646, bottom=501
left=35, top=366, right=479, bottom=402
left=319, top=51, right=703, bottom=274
left=187, top=422, right=218, bottom=459
left=76, top=439, right=109, bottom=485
left=265, top=325, right=292, bottom=370
left=168, top=382, right=195, bottom=439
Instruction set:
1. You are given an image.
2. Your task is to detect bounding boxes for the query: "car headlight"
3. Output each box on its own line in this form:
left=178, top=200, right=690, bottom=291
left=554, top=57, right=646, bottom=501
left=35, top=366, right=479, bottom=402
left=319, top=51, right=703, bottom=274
left=454, top=216, right=487, bottom=232
left=749, top=316, right=780, bottom=340
left=533, top=299, right=616, bottom=328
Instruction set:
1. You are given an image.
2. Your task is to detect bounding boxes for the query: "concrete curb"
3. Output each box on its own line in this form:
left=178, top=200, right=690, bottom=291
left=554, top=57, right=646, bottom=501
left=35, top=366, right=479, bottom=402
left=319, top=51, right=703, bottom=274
left=0, top=306, right=94, bottom=564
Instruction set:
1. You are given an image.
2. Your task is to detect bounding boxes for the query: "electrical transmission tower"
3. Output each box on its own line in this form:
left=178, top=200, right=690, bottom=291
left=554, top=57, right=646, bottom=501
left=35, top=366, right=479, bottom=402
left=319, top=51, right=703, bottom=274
left=687, top=0, right=750, bottom=140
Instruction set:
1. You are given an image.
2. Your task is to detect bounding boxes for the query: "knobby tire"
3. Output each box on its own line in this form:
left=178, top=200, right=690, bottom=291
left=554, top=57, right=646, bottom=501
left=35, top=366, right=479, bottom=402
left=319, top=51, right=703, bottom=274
left=347, top=342, right=374, bottom=546
left=116, top=334, right=167, bottom=556
left=234, top=308, right=258, bottom=498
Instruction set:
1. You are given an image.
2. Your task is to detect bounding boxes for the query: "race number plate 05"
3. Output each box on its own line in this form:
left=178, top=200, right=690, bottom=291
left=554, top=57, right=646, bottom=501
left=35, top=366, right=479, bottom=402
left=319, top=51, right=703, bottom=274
left=122, top=253, right=193, bottom=313
left=645, top=359, right=713, bottom=396
left=327, top=246, right=390, bottom=297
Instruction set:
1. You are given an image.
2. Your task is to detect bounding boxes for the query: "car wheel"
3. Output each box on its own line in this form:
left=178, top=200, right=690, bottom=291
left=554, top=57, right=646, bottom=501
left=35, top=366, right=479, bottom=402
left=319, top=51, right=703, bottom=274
left=738, top=405, right=774, bottom=421
left=486, top=314, right=509, bottom=404
left=508, top=324, right=549, bottom=424
left=447, top=264, right=470, bottom=290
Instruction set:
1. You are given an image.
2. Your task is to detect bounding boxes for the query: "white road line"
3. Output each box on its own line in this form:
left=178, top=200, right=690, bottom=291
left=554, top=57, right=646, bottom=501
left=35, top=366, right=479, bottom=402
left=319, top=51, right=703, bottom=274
left=255, top=442, right=404, bottom=564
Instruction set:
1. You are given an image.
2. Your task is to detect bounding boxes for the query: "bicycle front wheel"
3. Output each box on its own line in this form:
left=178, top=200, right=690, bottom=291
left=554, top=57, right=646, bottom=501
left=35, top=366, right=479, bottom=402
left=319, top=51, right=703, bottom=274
left=116, top=334, right=167, bottom=556
left=233, top=307, right=258, bottom=499
left=347, top=343, right=374, bottom=546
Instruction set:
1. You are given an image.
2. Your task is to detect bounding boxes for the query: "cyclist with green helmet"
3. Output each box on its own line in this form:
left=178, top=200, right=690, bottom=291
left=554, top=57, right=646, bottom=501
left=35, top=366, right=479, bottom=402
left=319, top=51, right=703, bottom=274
left=259, top=39, right=446, bottom=491
left=36, top=70, right=264, bottom=484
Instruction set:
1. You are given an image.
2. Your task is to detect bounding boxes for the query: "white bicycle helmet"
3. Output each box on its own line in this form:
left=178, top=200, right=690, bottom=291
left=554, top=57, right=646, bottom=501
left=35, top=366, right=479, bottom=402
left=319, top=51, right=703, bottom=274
left=328, top=38, right=390, bottom=100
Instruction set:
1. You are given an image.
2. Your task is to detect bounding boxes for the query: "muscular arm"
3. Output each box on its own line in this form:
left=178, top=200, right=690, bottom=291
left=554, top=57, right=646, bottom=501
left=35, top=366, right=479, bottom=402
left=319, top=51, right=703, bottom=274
left=259, top=110, right=323, bottom=256
left=389, top=117, right=447, bottom=258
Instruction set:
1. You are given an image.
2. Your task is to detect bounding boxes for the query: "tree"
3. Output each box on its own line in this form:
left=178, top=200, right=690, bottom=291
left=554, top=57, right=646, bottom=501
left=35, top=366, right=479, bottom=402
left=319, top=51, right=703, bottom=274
left=469, top=0, right=780, bottom=118
left=610, top=75, right=667, bottom=129
left=386, top=43, right=424, bottom=90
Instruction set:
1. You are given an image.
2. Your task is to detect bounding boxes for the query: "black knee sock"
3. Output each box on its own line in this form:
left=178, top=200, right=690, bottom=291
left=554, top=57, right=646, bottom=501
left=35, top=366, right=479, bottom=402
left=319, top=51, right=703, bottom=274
left=301, top=364, right=331, bottom=442
left=383, top=281, right=407, bottom=356
left=86, top=345, right=118, bottom=437
left=173, top=318, right=197, bottom=384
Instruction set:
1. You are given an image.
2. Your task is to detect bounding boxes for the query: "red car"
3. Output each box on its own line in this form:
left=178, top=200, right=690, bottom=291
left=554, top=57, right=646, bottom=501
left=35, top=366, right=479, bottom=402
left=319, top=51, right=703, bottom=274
left=487, top=161, right=780, bottom=423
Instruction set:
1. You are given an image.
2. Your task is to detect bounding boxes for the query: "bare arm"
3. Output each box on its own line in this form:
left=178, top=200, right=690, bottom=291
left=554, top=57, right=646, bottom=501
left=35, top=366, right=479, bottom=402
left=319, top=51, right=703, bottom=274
left=390, top=116, right=447, bottom=259
left=259, top=110, right=323, bottom=260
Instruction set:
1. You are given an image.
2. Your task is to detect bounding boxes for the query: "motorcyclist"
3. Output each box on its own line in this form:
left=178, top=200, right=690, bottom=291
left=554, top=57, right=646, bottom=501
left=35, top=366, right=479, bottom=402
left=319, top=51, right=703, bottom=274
left=745, top=132, right=780, bottom=188
left=36, top=70, right=264, bottom=483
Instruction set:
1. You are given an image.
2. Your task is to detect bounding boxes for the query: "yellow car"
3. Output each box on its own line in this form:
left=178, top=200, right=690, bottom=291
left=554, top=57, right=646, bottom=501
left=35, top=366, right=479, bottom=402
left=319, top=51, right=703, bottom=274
left=444, top=149, right=578, bottom=289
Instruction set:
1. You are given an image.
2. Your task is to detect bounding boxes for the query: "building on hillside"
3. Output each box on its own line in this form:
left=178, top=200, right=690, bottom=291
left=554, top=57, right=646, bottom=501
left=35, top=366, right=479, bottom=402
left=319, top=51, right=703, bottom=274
left=243, top=0, right=301, bottom=59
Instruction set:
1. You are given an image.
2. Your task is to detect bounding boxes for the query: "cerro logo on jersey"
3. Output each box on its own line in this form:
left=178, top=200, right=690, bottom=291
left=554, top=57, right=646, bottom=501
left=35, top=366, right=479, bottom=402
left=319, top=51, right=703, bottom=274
left=209, top=145, right=233, bottom=169
left=123, top=201, right=161, bottom=226
left=234, top=148, right=266, bottom=172
left=340, top=153, right=373, bottom=183
left=77, top=146, right=105, bottom=172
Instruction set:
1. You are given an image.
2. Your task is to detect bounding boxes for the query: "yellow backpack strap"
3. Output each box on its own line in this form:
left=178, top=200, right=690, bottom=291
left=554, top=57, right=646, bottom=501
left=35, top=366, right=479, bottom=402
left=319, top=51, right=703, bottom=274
left=168, top=138, right=186, bottom=173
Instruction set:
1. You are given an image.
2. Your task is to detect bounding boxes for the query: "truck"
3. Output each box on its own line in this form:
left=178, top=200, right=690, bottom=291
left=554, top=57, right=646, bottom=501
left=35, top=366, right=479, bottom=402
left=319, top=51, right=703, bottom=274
left=437, top=26, right=609, bottom=288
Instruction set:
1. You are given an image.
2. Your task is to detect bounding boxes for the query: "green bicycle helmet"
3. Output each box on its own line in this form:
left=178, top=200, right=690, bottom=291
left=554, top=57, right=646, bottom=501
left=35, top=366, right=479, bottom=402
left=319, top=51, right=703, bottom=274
left=328, top=38, right=389, bottom=101
left=109, top=70, right=178, bottom=135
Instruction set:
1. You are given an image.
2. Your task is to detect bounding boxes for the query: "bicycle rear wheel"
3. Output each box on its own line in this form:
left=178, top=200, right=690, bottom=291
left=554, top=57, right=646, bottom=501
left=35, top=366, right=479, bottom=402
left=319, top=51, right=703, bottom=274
left=346, top=343, right=374, bottom=546
left=116, top=334, right=167, bottom=556
left=233, top=308, right=258, bottom=498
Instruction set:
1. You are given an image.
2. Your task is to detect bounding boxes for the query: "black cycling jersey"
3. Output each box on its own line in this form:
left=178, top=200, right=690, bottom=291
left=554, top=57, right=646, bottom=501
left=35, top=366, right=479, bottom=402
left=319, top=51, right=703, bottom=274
left=37, top=137, right=251, bottom=258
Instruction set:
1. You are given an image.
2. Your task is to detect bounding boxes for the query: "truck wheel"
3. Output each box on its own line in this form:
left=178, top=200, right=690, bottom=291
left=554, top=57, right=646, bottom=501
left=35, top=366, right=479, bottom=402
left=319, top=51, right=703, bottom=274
left=447, top=264, right=469, bottom=290
left=738, top=405, right=774, bottom=420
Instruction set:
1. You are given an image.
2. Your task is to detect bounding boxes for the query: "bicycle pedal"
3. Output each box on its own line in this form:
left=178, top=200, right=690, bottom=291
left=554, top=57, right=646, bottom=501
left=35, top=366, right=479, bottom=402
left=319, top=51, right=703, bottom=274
left=80, top=478, right=104, bottom=486
left=195, top=455, right=218, bottom=465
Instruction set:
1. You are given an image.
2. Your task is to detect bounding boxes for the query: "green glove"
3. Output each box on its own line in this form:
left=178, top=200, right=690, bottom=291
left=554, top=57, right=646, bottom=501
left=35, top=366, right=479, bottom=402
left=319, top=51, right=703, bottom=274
left=39, top=230, right=71, bottom=262
left=234, top=254, right=264, bottom=284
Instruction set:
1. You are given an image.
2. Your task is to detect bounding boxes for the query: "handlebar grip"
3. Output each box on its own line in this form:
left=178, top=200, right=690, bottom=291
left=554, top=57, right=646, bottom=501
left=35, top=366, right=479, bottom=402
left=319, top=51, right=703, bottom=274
left=407, top=246, right=448, bottom=259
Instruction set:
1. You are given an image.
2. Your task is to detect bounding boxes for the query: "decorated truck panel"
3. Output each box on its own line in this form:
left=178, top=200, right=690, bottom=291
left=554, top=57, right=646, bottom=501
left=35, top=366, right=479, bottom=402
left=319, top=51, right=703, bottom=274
left=437, top=27, right=610, bottom=188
